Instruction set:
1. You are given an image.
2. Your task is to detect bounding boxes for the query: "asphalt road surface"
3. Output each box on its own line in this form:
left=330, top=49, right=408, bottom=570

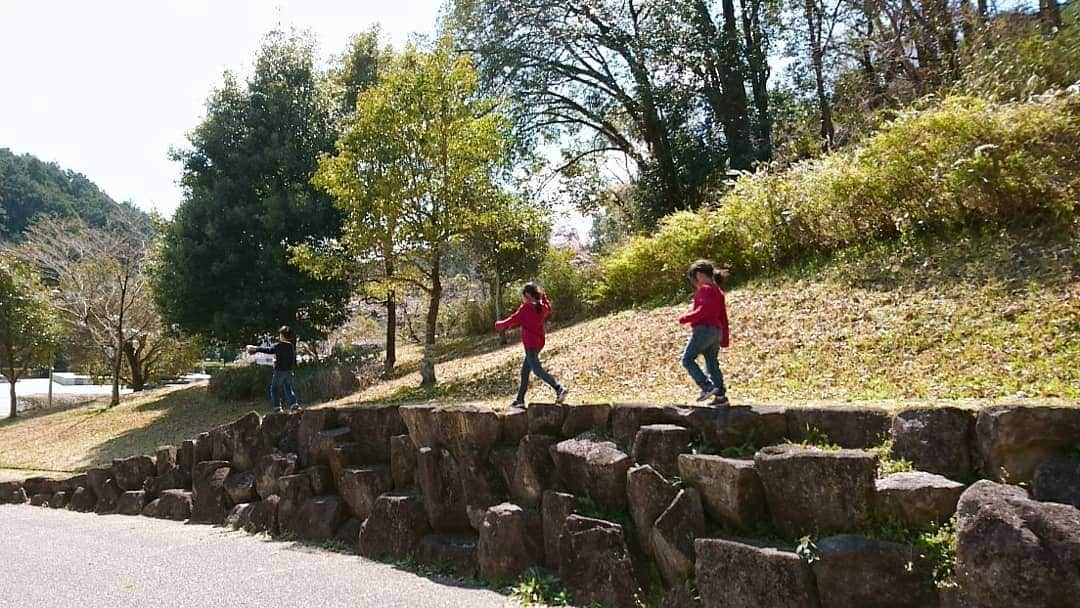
left=0, top=505, right=521, bottom=608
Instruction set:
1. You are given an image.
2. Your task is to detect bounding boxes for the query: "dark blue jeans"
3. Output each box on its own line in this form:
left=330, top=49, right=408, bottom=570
left=681, top=325, right=725, bottom=394
left=517, top=349, right=562, bottom=402
left=269, top=369, right=298, bottom=411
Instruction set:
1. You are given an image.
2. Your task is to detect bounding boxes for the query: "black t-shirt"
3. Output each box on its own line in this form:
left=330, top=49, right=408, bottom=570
left=256, top=341, right=296, bottom=371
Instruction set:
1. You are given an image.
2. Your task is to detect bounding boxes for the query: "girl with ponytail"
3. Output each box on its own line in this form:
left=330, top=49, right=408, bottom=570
left=495, top=282, right=569, bottom=409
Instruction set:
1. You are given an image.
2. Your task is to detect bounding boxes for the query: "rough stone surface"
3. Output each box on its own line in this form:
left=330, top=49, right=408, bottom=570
left=276, top=473, right=314, bottom=533
left=542, top=491, right=580, bottom=570
left=333, top=517, right=363, bottom=547
left=510, top=434, right=558, bottom=507
left=144, top=466, right=191, bottom=498
left=359, top=493, right=431, bottom=560
left=400, top=404, right=439, bottom=448
left=229, top=412, right=262, bottom=471
left=94, top=478, right=123, bottom=514
left=432, top=406, right=503, bottom=456
left=660, top=584, right=696, bottom=608
left=489, top=447, right=517, bottom=491
left=29, top=493, right=50, bottom=507
left=891, top=407, right=976, bottom=479
left=68, top=487, right=96, bottom=512
left=696, top=537, right=820, bottom=608
left=208, top=424, right=233, bottom=462
left=456, top=449, right=507, bottom=530
left=1033, top=457, right=1080, bottom=508
left=194, top=432, right=212, bottom=463
left=258, top=412, right=300, bottom=456
left=975, top=405, right=1080, bottom=482
left=527, top=403, right=566, bottom=435
left=651, top=488, right=705, bottom=586
left=813, top=534, right=939, bottom=608
left=551, top=433, right=632, bottom=510
left=116, top=491, right=147, bottom=515
left=497, top=408, right=528, bottom=445
left=58, top=474, right=86, bottom=493
left=667, top=405, right=789, bottom=450
left=309, top=427, right=352, bottom=470
left=304, top=464, right=335, bottom=496
left=292, top=495, right=348, bottom=541
left=23, top=477, right=62, bottom=497
left=955, top=480, right=1080, bottom=607
left=345, top=404, right=407, bottom=463
left=338, top=466, right=392, bottom=520
left=416, top=535, right=479, bottom=579
left=150, top=489, right=193, bottom=520
left=247, top=495, right=280, bottom=533
left=48, top=491, right=69, bottom=509
left=390, top=434, right=417, bottom=488
left=477, top=502, right=544, bottom=582
left=562, top=404, right=611, bottom=438
left=225, top=502, right=256, bottom=529
left=678, top=454, right=766, bottom=530
left=755, top=445, right=877, bottom=536
left=626, top=464, right=679, bottom=557
left=85, top=466, right=113, bottom=501
left=609, top=404, right=669, bottom=447
left=254, top=451, right=297, bottom=499
left=786, top=406, right=891, bottom=449
left=417, top=447, right=470, bottom=533
left=875, top=472, right=965, bottom=528
left=298, top=409, right=339, bottom=468
left=0, top=481, right=27, bottom=504
left=179, top=440, right=196, bottom=475
left=223, top=470, right=257, bottom=505
left=632, top=424, right=692, bottom=478
left=191, top=460, right=232, bottom=524
left=558, top=515, right=640, bottom=608
left=328, top=442, right=369, bottom=481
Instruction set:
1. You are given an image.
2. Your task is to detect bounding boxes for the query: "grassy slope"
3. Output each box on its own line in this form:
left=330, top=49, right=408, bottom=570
left=1, top=224, right=1076, bottom=475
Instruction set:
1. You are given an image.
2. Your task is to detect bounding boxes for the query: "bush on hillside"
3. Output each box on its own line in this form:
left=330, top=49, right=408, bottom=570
left=593, top=93, right=1080, bottom=309
left=538, top=246, right=592, bottom=321
left=208, top=362, right=360, bottom=404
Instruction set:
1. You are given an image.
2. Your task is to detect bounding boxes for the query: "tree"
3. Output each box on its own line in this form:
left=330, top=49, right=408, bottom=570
left=314, top=37, right=516, bottom=388
left=156, top=30, right=352, bottom=347
left=0, top=256, right=58, bottom=418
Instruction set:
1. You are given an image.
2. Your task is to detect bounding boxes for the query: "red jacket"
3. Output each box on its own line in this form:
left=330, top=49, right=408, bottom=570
left=495, top=295, right=551, bottom=351
left=679, top=283, right=730, bottom=347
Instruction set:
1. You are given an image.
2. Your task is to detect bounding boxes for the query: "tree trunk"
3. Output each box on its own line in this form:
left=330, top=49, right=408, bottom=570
left=122, top=340, right=146, bottom=392
left=805, top=0, right=835, bottom=150
left=493, top=267, right=507, bottom=346
left=384, top=292, right=397, bottom=379
left=1040, top=0, right=1062, bottom=28
left=419, top=261, right=442, bottom=389
left=7, top=378, right=16, bottom=419
left=693, top=0, right=754, bottom=171
left=740, top=0, right=773, bottom=162
left=110, top=328, right=123, bottom=407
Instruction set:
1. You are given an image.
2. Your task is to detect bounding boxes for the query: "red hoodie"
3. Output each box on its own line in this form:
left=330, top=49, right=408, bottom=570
left=678, top=283, right=730, bottom=347
left=495, top=294, right=551, bottom=351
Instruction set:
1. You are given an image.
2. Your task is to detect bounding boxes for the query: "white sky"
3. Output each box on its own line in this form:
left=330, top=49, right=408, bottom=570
left=0, top=0, right=445, bottom=218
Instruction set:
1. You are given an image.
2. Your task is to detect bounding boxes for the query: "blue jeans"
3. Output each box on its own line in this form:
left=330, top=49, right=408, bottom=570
left=269, top=369, right=298, bottom=411
left=681, top=326, right=725, bottom=394
left=517, top=349, right=562, bottom=402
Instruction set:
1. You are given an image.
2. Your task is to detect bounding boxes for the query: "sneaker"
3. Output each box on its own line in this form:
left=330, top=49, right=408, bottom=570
left=288, top=403, right=301, bottom=413
left=270, top=407, right=283, bottom=414
left=555, top=386, right=570, bottom=404
left=510, top=401, right=526, bottom=410
left=711, top=394, right=731, bottom=407
left=696, top=387, right=721, bottom=402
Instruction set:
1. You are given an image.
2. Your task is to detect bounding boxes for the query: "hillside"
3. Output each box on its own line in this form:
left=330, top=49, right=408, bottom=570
left=0, top=147, right=143, bottom=240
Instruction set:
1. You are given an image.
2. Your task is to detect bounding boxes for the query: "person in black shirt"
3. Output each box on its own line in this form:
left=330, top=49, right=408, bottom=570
left=246, top=325, right=299, bottom=413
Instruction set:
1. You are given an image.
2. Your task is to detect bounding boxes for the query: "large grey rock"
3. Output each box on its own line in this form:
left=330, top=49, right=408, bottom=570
left=1033, top=458, right=1080, bottom=508
left=48, top=491, right=69, bottom=509
left=400, top=404, right=439, bottom=448
left=0, top=481, right=27, bottom=504
left=333, top=518, right=363, bottom=547
left=660, top=584, right=696, bottom=608
left=975, top=405, right=1080, bottom=482
left=558, top=515, right=641, bottom=608
left=786, top=406, right=891, bottom=449
left=542, top=491, right=580, bottom=569
left=433, top=406, right=503, bottom=456
left=527, top=403, right=566, bottom=435
left=194, top=431, right=212, bottom=463
left=276, top=473, right=314, bottom=533
left=814, top=534, right=938, bottom=608
left=149, top=489, right=193, bottom=521
left=609, top=404, right=669, bottom=447
left=292, top=495, right=348, bottom=541
left=94, top=478, right=122, bottom=514
left=498, top=408, right=528, bottom=445
left=338, top=466, right=392, bottom=520
left=562, top=404, right=611, bottom=438
left=632, top=424, right=692, bottom=478
left=955, top=480, right=1080, bottom=607
left=228, top=412, right=262, bottom=471
left=359, top=493, right=431, bottom=560
left=144, top=467, right=190, bottom=498
left=327, top=442, right=368, bottom=481
left=179, top=439, right=196, bottom=475
left=651, top=488, right=705, bottom=586
left=891, top=407, right=976, bottom=478
left=667, top=405, right=789, bottom=450
left=510, top=434, right=558, bottom=507
left=345, top=404, right=406, bottom=463
left=477, top=502, right=544, bottom=582
left=298, top=408, right=340, bottom=468
left=303, top=464, right=334, bottom=496
left=247, top=495, right=280, bottom=533
left=626, top=464, right=679, bottom=557
left=112, top=455, right=157, bottom=492
left=258, top=411, right=300, bottom=456
left=696, top=537, right=820, bottom=608
left=455, top=449, right=507, bottom=530
left=254, top=451, right=297, bottom=499
left=755, top=445, right=877, bottom=536
left=116, top=491, right=148, bottom=515
left=489, top=447, right=517, bottom=491
left=29, top=493, right=50, bottom=507
left=551, top=433, right=632, bottom=510
left=68, top=486, right=96, bottom=512
left=85, top=466, right=113, bottom=501
left=223, top=470, right=257, bottom=505
left=225, top=502, right=256, bottom=530
left=875, top=472, right=965, bottom=528
left=678, top=453, right=766, bottom=530
left=207, top=424, right=233, bottom=462
left=309, top=427, right=352, bottom=470
left=390, top=434, right=417, bottom=488
left=23, top=477, right=62, bottom=496
left=417, top=447, right=470, bottom=533
left=190, top=460, right=232, bottom=524
left=416, top=535, right=479, bottom=579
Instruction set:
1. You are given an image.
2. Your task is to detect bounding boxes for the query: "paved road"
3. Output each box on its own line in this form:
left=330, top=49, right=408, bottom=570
left=0, top=505, right=521, bottom=608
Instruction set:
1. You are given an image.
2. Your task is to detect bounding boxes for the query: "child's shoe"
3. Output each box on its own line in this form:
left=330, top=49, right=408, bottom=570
left=696, top=387, right=721, bottom=402
left=270, top=407, right=283, bottom=414
left=710, top=394, right=730, bottom=407
left=289, top=403, right=302, bottom=413
left=555, top=387, right=570, bottom=404
left=510, top=400, right=526, bottom=410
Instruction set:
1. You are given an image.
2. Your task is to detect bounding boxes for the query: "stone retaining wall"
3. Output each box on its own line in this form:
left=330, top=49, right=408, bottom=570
left=3, top=403, right=1078, bottom=608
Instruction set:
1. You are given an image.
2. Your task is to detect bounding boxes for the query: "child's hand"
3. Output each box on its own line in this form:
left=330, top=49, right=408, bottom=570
left=245, top=345, right=256, bottom=354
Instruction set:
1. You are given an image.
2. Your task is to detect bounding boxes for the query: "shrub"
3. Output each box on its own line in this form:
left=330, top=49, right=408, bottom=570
left=537, top=246, right=592, bottom=321
left=208, top=362, right=360, bottom=404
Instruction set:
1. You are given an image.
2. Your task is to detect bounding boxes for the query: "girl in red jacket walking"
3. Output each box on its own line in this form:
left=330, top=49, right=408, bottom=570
left=495, top=282, right=569, bottom=409
left=678, top=260, right=730, bottom=406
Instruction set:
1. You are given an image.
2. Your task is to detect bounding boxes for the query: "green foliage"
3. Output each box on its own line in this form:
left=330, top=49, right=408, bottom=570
left=869, top=441, right=916, bottom=477
left=207, top=362, right=359, bottom=404
left=0, top=257, right=59, bottom=409
left=789, top=425, right=841, bottom=451
left=537, top=246, right=591, bottom=321
left=866, top=514, right=959, bottom=590
left=717, top=427, right=763, bottom=458
left=507, top=567, right=573, bottom=606
left=593, top=93, right=1080, bottom=309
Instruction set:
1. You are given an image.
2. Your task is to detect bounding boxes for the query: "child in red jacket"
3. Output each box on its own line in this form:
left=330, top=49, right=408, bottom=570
left=495, top=282, right=569, bottom=409
left=678, top=260, right=730, bottom=406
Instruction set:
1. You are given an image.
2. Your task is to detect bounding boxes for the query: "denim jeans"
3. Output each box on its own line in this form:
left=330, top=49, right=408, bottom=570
left=269, top=369, right=298, bottom=410
left=681, top=325, right=726, bottom=394
left=517, top=349, right=562, bottom=402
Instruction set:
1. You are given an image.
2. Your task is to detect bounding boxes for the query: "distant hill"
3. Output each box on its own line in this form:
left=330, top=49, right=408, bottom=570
left=0, top=148, right=146, bottom=240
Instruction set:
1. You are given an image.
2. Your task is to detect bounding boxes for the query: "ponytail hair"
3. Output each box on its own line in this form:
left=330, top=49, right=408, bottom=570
left=523, top=282, right=543, bottom=314
left=687, top=259, right=729, bottom=286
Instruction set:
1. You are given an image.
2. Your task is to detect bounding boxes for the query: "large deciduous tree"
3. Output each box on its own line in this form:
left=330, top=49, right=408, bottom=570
left=0, top=256, right=58, bottom=418
left=156, top=30, right=352, bottom=347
